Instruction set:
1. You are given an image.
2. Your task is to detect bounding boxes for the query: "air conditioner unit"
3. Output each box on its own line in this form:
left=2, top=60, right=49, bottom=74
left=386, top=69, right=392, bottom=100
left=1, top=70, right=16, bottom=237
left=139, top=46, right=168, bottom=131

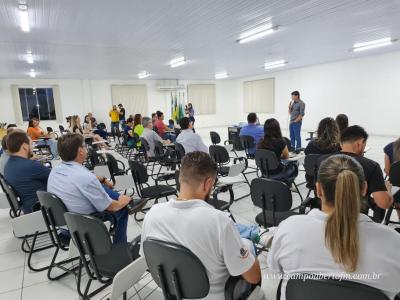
left=156, top=79, right=186, bottom=91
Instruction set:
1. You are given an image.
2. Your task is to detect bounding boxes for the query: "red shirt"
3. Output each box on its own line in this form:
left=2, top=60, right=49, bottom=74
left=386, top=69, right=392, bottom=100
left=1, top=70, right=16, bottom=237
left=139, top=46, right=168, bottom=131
left=154, top=119, right=166, bottom=137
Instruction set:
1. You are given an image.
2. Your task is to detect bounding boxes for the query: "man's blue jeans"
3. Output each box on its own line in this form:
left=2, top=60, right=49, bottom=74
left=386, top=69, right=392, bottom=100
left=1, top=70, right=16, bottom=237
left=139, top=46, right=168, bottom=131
left=289, top=122, right=302, bottom=150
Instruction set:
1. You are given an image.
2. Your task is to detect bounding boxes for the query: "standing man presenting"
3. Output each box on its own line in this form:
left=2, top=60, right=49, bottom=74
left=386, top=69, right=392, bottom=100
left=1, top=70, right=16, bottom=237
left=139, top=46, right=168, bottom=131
left=288, top=90, right=305, bottom=153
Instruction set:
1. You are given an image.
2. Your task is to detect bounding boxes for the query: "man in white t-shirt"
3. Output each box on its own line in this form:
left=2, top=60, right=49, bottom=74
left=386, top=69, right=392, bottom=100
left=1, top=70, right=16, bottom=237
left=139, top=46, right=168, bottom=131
left=140, top=151, right=261, bottom=299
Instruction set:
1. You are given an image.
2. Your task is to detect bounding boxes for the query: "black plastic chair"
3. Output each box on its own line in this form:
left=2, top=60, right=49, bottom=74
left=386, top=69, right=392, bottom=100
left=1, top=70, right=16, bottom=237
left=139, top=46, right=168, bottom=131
left=143, top=239, right=256, bottom=300
left=303, top=154, right=321, bottom=198
left=255, top=149, right=303, bottom=202
left=284, top=277, right=390, bottom=300
left=209, top=145, right=251, bottom=185
left=37, top=191, right=80, bottom=280
left=64, top=212, right=140, bottom=300
left=105, top=153, right=127, bottom=184
left=240, top=135, right=256, bottom=159
left=0, top=173, right=21, bottom=218
left=85, top=146, right=106, bottom=170
left=251, top=178, right=309, bottom=227
left=128, top=160, right=177, bottom=221
left=210, top=131, right=222, bottom=145
left=0, top=174, right=53, bottom=272
left=174, top=142, right=186, bottom=166
left=384, top=161, right=400, bottom=226
left=153, top=141, right=178, bottom=178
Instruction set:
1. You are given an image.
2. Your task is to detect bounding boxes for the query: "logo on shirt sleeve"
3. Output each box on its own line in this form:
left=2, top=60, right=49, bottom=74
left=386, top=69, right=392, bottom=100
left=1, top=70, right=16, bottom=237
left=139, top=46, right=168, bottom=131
left=239, top=247, right=249, bottom=259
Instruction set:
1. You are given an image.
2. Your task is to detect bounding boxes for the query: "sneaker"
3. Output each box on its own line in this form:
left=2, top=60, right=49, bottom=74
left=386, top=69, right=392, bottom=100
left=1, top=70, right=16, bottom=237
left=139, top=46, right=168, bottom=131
left=258, top=228, right=277, bottom=249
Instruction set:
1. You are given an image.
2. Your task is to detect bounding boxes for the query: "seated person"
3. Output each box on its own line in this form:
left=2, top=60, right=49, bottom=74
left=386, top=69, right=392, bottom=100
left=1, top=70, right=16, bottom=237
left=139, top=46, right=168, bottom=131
left=140, top=152, right=261, bottom=298
left=383, top=138, right=400, bottom=175
left=0, top=136, right=9, bottom=174
left=141, top=117, right=170, bottom=157
left=176, top=117, right=208, bottom=154
left=154, top=111, right=176, bottom=142
left=335, top=113, right=349, bottom=134
left=47, top=133, right=132, bottom=244
left=133, top=114, right=144, bottom=137
left=383, top=138, right=400, bottom=220
left=167, top=119, right=175, bottom=130
left=239, top=113, right=264, bottom=156
left=70, top=115, right=111, bottom=149
left=4, top=130, right=50, bottom=214
left=27, top=117, right=58, bottom=158
left=257, top=118, right=297, bottom=179
left=0, top=127, right=17, bottom=174
left=305, top=117, right=341, bottom=155
left=268, top=155, right=400, bottom=300
left=319, top=125, right=393, bottom=222
left=123, top=117, right=135, bottom=147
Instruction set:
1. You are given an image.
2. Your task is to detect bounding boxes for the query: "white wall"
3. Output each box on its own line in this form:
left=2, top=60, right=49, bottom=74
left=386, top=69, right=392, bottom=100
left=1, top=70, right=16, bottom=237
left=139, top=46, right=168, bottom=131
left=1, top=50, right=400, bottom=135
left=238, top=50, right=400, bottom=136
left=0, top=78, right=240, bottom=130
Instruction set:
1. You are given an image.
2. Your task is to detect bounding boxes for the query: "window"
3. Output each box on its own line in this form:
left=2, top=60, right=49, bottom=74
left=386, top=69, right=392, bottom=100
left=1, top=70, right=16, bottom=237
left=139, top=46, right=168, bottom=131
left=187, top=84, right=216, bottom=115
left=18, top=87, right=56, bottom=121
left=243, top=78, right=275, bottom=113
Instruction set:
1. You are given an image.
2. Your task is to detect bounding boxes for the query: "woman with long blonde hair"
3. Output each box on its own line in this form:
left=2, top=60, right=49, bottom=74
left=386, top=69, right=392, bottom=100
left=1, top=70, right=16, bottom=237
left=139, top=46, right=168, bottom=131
left=268, top=155, right=400, bottom=300
left=70, top=115, right=111, bottom=149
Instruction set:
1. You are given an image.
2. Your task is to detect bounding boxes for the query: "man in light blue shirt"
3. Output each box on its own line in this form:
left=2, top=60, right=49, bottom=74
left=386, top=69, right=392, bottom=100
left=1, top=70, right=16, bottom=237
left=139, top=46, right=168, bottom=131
left=239, top=113, right=264, bottom=156
left=47, top=133, right=131, bottom=244
left=176, top=117, right=208, bottom=154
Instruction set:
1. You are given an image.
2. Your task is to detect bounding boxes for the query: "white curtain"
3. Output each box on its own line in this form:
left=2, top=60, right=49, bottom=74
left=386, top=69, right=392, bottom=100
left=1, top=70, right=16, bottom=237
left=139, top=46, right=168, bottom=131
left=187, top=84, right=216, bottom=115
left=243, top=78, right=275, bottom=113
left=111, top=85, right=148, bottom=116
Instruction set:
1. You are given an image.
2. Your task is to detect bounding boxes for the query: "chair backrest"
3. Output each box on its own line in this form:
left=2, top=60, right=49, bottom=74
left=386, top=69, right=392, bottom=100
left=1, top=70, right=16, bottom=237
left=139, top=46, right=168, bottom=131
left=37, top=191, right=68, bottom=227
left=285, top=277, right=390, bottom=300
left=143, top=239, right=210, bottom=300
left=251, top=177, right=293, bottom=212
left=174, top=142, right=186, bottom=161
left=209, top=145, right=230, bottom=164
left=140, top=137, right=150, bottom=154
left=128, top=160, right=149, bottom=185
left=255, top=149, right=280, bottom=176
left=0, top=174, right=21, bottom=217
left=389, top=161, right=400, bottom=187
left=109, top=256, right=147, bottom=300
left=154, top=141, right=165, bottom=159
left=106, top=153, right=119, bottom=176
left=210, top=131, right=221, bottom=145
left=46, top=127, right=54, bottom=133
left=240, top=135, right=255, bottom=157
left=304, top=154, right=321, bottom=178
left=64, top=212, right=112, bottom=256
left=59, top=125, right=65, bottom=132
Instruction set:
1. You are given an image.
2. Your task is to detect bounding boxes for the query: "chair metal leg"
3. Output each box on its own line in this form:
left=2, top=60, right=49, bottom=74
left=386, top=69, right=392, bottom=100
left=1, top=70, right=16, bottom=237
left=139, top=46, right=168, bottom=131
left=47, top=246, right=80, bottom=280
left=26, top=231, right=54, bottom=272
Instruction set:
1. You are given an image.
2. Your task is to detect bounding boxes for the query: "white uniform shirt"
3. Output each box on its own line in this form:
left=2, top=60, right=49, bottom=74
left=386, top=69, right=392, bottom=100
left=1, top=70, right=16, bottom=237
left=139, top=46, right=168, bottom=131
left=176, top=129, right=208, bottom=154
left=268, top=209, right=400, bottom=300
left=140, top=199, right=255, bottom=300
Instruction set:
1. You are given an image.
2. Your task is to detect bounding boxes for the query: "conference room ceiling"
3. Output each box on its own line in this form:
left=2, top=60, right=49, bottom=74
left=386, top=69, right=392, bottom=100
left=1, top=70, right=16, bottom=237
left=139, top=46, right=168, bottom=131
left=0, top=0, right=400, bottom=80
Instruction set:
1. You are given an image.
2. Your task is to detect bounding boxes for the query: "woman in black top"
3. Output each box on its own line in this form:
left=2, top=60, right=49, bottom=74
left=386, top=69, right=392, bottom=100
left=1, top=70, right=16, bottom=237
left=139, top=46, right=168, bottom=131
left=305, top=117, right=341, bottom=155
left=257, top=118, right=297, bottom=177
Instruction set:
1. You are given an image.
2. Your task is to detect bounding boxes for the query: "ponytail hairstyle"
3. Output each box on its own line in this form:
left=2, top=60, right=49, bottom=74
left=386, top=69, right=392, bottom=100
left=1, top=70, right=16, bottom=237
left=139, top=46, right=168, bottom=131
left=317, top=154, right=365, bottom=272
left=392, top=138, right=400, bottom=163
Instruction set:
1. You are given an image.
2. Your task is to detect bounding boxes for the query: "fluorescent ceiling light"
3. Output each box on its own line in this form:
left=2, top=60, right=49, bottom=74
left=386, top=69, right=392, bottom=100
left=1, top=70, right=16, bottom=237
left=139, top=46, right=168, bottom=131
left=26, top=51, right=33, bottom=64
left=18, top=4, right=30, bottom=32
left=238, top=24, right=278, bottom=44
left=264, top=60, right=287, bottom=70
left=352, top=37, right=393, bottom=52
left=138, top=71, right=150, bottom=79
left=170, top=57, right=186, bottom=68
left=215, top=72, right=228, bottom=79
left=29, top=69, right=36, bottom=78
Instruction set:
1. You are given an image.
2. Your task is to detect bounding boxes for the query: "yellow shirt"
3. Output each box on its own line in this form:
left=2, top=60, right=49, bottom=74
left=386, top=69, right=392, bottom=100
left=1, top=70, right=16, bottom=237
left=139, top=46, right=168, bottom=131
left=109, top=109, right=119, bottom=122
